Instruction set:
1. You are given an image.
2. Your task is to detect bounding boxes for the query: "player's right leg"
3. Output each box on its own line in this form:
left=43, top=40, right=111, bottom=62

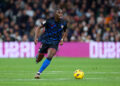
left=35, top=44, right=48, bottom=79
left=35, top=52, right=45, bottom=79
left=36, top=44, right=48, bottom=63
left=35, top=46, right=57, bottom=79
left=36, top=53, right=44, bottom=63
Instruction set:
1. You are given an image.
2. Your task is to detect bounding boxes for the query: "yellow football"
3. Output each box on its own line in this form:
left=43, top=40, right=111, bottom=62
left=74, top=69, right=84, bottom=79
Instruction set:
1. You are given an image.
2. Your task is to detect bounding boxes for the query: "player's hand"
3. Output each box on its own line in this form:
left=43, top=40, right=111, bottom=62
left=60, top=39, right=63, bottom=45
left=34, top=39, right=38, bottom=45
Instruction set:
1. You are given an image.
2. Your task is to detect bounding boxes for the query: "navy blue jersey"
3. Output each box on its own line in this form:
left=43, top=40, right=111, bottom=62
left=40, top=18, right=67, bottom=44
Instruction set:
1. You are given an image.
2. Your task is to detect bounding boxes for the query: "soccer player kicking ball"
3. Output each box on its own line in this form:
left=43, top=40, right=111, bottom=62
left=34, top=9, right=67, bottom=79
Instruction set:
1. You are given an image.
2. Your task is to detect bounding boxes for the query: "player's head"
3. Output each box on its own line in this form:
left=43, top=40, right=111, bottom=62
left=55, top=8, right=63, bottom=20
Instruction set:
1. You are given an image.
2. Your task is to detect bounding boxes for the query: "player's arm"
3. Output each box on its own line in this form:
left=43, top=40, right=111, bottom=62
left=60, top=32, right=67, bottom=45
left=34, top=21, right=46, bottom=45
left=60, top=23, right=67, bottom=45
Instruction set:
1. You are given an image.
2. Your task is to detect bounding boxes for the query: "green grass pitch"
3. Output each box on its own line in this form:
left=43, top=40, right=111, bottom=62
left=0, top=57, right=120, bottom=86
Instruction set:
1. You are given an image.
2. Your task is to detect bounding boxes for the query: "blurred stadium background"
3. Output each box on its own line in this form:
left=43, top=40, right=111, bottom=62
left=0, top=0, right=120, bottom=86
left=0, top=0, right=120, bottom=58
left=0, top=0, right=120, bottom=42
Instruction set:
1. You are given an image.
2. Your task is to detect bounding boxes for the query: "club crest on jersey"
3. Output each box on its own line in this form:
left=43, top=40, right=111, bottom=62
left=61, top=25, right=64, bottom=28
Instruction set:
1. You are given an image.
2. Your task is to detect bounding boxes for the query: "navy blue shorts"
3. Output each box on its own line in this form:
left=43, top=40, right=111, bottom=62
left=39, top=43, right=59, bottom=54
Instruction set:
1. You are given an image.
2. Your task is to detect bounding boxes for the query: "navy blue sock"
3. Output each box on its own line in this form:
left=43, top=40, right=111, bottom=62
left=38, top=58, right=52, bottom=73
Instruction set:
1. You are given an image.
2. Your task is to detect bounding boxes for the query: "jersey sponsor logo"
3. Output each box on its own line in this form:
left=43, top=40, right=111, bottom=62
left=42, top=21, right=46, bottom=24
left=61, top=25, right=64, bottom=28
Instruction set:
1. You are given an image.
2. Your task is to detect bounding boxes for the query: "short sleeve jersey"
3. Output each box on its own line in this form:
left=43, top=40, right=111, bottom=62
left=40, top=18, right=67, bottom=44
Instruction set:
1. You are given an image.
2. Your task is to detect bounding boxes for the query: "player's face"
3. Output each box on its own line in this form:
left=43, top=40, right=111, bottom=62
left=55, top=9, right=63, bottom=19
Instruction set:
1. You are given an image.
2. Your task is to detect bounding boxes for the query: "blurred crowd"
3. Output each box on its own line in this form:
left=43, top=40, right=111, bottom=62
left=0, top=0, right=120, bottom=42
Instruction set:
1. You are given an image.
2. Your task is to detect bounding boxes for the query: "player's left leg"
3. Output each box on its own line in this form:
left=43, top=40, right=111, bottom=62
left=35, top=48, right=57, bottom=79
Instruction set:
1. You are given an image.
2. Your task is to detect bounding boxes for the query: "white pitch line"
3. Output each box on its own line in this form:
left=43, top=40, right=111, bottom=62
left=85, top=78, right=104, bottom=80
left=0, top=71, right=120, bottom=75
left=0, top=71, right=63, bottom=73
left=0, top=71, right=64, bottom=75
left=0, top=77, right=118, bottom=82
left=86, top=72, right=120, bottom=74
left=0, top=71, right=120, bottom=73
left=0, top=78, right=72, bottom=81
